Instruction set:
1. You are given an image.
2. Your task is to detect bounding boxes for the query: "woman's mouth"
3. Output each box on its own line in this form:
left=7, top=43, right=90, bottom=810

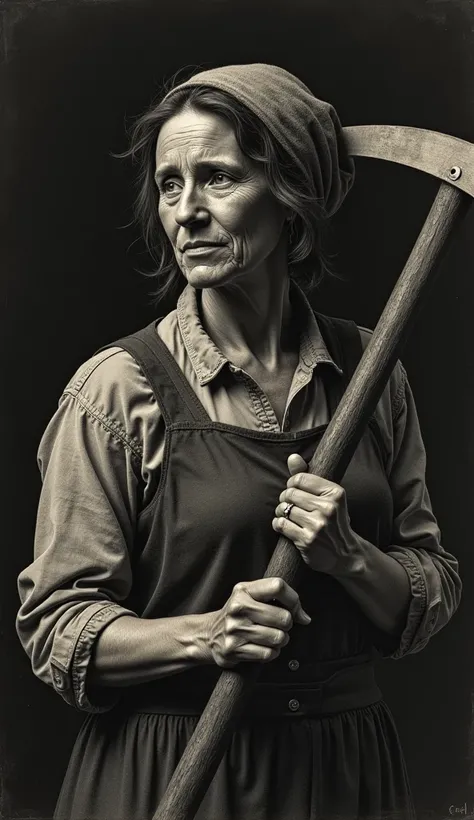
left=182, top=244, right=226, bottom=256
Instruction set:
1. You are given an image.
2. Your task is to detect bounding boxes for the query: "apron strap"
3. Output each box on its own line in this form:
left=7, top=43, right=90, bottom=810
left=314, top=312, right=389, bottom=469
left=312, top=311, right=362, bottom=417
left=95, top=320, right=211, bottom=427
left=313, top=311, right=363, bottom=387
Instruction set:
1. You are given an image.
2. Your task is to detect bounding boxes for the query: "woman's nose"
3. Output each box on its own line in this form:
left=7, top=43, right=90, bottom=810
left=175, top=184, right=209, bottom=227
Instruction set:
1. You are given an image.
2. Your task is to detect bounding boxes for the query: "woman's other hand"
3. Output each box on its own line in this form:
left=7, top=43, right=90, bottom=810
left=205, top=577, right=311, bottom=668
left=272, top=454, right=366, bottom=578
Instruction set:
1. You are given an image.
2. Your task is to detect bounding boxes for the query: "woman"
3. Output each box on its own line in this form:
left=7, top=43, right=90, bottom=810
left=16, top=63, right=461, bottom=820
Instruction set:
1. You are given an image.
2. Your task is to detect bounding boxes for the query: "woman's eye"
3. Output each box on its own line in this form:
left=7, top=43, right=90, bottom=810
left=162, top=179, right=182, bottom=196
left=210, top=172, right=233, bottom=186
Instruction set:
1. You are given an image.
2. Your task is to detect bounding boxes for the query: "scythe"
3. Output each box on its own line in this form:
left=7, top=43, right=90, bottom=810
left=152, top=124, right=474, bottom=820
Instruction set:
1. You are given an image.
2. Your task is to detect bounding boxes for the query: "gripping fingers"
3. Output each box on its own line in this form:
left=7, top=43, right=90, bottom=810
left=216, top=626, right=288, bottom=667
left=227, top=626, right=289, bottom=663
left=234, top=578, right=311, bottom=626
left=249, top=626, right=291, bottom=650
left=250, top=603, right=294, bottom=631
left=230, top=643, right=281, bottom=667
left=214, top=579, right=311, bottom=667
left=262, top=577, right=312, bottom=626
left=237, top=644, right=282, bottom=663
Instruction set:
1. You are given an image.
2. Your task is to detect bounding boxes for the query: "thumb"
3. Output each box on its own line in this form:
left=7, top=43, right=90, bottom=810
left=287, top=453, right=308, bottom=476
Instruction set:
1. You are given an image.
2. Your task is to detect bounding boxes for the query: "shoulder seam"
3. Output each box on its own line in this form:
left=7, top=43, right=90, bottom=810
left=64, top=390, right=143, bottom=460
left=66, top=348, right=123, bottom=397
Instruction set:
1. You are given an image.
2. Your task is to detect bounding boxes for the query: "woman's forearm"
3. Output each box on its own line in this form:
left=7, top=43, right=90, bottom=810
left=334, top=540, right=412, bottom=636
left=88, top=612, right=216, bottom=688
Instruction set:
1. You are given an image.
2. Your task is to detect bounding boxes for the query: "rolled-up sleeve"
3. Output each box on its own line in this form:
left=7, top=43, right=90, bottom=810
left=16, top=351, right=152, bottom=713
left=382, top=368, right=461, bottom=658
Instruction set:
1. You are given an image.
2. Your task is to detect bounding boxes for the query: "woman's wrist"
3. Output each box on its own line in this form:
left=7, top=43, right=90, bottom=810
left=89, top=611, right=218, bottom=688
left=329, top=535, right=373, bottom=581
left=182, top=611, right=216, bottom=665
left=332, top=539, right=411, bottom=636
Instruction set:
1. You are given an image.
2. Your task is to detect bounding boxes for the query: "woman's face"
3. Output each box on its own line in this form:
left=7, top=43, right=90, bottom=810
left=155, top=106, right=287, bottom=289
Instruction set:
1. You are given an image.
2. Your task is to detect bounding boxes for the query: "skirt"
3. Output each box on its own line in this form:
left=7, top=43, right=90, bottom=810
left=54, top=665, right=415, bottom=820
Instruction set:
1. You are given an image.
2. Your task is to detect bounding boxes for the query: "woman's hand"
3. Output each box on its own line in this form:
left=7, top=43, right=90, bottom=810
left=205, top=577, right=311, bottom=668
left=272, top=454, right=367, bottom=578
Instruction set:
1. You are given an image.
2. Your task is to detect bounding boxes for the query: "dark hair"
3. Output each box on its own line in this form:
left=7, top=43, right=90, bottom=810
left=121, top=80, right=331, bottom=303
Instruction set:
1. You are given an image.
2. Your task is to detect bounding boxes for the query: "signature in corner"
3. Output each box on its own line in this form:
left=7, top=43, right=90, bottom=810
left=448, top=803, right=474, bottom=817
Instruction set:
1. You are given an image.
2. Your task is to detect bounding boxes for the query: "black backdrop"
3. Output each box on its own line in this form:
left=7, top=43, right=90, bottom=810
left=1, top=1, right=474, bottom=818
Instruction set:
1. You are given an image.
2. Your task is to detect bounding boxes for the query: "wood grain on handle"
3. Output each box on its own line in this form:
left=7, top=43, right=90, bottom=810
left=154, top=182, right=471, bottom=820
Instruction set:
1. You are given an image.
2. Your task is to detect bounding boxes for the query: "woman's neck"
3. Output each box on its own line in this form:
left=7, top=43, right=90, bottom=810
left=199, top=272, right=298, bottom=373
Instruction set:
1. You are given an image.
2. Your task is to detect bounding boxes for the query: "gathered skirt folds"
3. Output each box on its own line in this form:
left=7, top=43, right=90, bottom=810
left=54, top=698, right=415, bottom=820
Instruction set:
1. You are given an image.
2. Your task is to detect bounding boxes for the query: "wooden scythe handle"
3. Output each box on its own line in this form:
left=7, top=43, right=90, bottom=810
left=152, top=180, right=471, bottom=820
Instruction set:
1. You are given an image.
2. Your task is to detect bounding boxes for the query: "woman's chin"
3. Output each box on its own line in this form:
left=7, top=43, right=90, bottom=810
left=181, top=263, right=241, bottom=289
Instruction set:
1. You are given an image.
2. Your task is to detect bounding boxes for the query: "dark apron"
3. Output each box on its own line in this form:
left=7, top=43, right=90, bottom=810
left=108, top=312, right=397, bottom=717
left=54, top=312, right=415, bottom=820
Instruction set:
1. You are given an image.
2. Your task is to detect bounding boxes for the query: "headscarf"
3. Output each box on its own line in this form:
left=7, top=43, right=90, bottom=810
left=162, top=63, right=355, bottom=217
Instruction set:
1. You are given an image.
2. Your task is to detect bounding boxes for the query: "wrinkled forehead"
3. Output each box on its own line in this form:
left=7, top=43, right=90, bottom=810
left=155, top=108, right=245, bottom=171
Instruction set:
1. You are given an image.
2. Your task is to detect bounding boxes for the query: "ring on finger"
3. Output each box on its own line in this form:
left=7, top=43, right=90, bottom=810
left=282, top=502, right=294, bottom=520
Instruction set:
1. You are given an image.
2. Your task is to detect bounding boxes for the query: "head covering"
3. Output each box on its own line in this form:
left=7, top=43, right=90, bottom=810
left=162, top=63, right=355, bottom=217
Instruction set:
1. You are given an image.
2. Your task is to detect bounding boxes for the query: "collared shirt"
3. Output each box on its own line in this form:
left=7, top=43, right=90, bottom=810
left=16, top=283, right=461, bottom=712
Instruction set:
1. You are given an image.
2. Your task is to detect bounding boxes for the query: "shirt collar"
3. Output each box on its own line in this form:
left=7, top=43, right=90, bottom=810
left=176, top=280, right=343, bottom=387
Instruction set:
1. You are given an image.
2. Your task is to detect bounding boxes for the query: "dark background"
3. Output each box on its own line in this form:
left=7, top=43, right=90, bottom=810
left=1, top=0, right=473, bottom=818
